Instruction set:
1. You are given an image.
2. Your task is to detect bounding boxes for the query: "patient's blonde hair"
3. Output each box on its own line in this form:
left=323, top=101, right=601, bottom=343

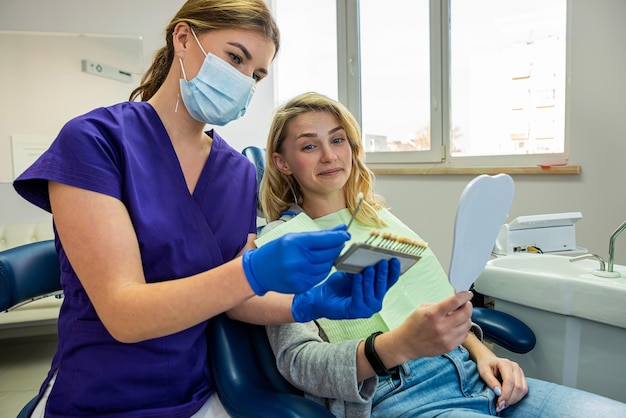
left=261, top=92, right=386, bottom=227
left=129, top=0, right=280, bottom=101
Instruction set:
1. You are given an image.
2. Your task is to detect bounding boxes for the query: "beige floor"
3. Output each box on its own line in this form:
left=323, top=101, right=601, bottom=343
left=0, top=334, right=57, bottom=418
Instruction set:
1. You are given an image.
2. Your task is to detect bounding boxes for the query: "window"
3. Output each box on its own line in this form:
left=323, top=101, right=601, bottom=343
left=357, top=0, right=438, bottom=163
left=273, top=0, right=337, bottom=105
left=273, top=0, right=568, bottom=167
left=359, top=0, right=431, bottom=154
left=449, top=0, right=567, bottom=163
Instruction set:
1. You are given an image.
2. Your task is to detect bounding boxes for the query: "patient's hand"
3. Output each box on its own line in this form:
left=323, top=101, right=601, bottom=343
left=475, top=354, right=528, bottom=412
left=391, top=292, right=474, bottom=360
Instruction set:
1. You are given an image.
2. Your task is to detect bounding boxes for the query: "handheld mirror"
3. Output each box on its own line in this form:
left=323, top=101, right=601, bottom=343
left=448, top=174, right=514, bottom=292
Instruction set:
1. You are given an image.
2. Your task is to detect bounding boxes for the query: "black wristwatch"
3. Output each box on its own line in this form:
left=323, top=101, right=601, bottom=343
left=364, top=331, right=399, bottom=377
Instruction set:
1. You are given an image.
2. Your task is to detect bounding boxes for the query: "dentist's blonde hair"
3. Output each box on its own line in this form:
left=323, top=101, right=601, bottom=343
left=261, top=92, right=386, bottom=227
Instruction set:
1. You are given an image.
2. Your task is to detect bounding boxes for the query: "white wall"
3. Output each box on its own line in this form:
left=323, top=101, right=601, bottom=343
left=0, top=32, right=144, bottom=181
left=1, top=0, right=625, bottom=267
left=0, top=0, right=275, bottom=221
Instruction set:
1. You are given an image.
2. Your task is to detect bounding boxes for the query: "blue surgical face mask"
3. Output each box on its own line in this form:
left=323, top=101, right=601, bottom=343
left=179, top=29, right=256, bottom=126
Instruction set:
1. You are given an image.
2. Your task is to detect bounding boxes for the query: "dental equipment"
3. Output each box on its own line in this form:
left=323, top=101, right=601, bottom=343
left=346, top=192, right=364, bottom=230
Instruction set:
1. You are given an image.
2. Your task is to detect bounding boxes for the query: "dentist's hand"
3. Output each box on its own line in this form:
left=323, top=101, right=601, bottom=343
left=242, top=225, right=350, bottom=296
left=292, top=258, right=401, bottom=322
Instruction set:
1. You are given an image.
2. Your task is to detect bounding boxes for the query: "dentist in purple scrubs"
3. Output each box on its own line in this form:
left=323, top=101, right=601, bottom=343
left=13, top=1, right=399, bottom=416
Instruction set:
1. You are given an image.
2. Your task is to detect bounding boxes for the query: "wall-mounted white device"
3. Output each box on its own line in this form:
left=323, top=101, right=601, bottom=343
left=81, top=59, right=133, bottom=83
left=494, top=212, right=583, bottom=255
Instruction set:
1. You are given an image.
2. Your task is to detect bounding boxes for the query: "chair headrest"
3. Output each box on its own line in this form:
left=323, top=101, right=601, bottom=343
left=242, top=146, right=266, bottom=218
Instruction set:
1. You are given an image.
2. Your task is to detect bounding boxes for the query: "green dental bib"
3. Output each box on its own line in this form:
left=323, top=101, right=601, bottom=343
left=255, top=209, right=454, bottom=342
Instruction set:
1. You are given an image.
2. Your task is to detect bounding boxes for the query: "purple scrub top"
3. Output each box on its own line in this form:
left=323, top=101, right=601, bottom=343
left=13, top=101, right=258, bottom=417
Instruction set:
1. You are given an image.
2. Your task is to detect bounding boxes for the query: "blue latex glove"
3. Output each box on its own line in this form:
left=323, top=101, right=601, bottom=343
left=242, top=225, right=350, bottom=295
left=291, top=258, right=402, bottom=322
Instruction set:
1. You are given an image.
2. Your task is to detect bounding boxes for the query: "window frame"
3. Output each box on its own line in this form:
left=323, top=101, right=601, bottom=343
left=336, top=0, right=572, bottom=168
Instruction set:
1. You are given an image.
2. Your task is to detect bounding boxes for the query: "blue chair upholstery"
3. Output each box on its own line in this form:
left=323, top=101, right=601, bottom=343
left=207, top=314, right=334, bottom=417
left=242, top=145, right=266, bottom=219
left=17, top=398, right=38, bottom=418
left=0, top=240, right=61, bottom=312
left=242, top=145, right=266, bottom=189
left=472, top=307, right=536, bottom=354
left=0, top=240, right=61, bottom=418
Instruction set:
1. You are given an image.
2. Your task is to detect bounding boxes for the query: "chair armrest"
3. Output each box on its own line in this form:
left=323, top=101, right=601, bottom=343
left=207, top=314, right=334, bottom=418
left=471, top=307, right=536, bottom=354
left=0, top=240, right=61, bottom=311
left=222, top=391, right=333, bottom=418
left=17, top=396, right=38, bottom=418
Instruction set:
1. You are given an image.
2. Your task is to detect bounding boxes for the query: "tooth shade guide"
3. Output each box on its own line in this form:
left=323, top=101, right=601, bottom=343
left=363, top=229, right=427, bottom=255
left=334, top=229, right=429, bottom=275
left=364, top=229, right=380, bottom=245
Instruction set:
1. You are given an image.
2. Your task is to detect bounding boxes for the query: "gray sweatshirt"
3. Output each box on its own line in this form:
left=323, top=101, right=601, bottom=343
left=266, top=321, right=378, bottom=418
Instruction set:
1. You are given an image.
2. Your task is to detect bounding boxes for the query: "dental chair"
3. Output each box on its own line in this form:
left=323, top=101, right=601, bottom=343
left=204, top=147, right=537, bottom=418
left=208, top=313, right=335, bottom=417
left=0, top=240, right=61, bottom=418
left=0, top=239, right=61, bottom=314
left=209, top=313, right=535, bottom=418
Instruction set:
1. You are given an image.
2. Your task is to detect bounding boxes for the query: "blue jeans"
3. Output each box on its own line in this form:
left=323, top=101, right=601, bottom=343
left=371, top=346, right=626, bottom=418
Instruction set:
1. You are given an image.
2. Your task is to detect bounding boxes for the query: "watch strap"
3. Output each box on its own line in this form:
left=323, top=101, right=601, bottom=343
left=364, top=331, right=398, bottom=377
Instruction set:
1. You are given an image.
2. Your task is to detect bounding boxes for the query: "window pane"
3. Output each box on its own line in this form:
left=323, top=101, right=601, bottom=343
left=359, top=0, right=431, bottom=152
left=274, top=0, right=338, bottom=105
left=450, top=0, right=567, bottom=157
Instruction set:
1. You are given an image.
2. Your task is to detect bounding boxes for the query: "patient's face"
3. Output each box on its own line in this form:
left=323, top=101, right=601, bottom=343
left=274, top=111, right=352, bottom=208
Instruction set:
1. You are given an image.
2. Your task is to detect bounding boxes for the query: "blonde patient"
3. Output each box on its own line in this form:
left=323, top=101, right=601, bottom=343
left=256, top=92, right=626, bottom=418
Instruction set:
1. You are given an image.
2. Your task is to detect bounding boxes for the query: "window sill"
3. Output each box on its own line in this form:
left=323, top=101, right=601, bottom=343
left=368, top=165, right=581, bottom=176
